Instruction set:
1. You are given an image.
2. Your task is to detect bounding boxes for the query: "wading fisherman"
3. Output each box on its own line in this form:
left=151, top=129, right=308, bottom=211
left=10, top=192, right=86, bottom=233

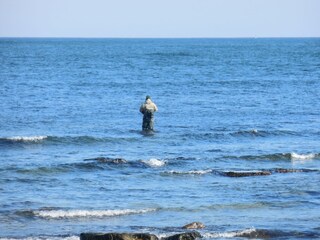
left=140, top=95, right=158, bottom=132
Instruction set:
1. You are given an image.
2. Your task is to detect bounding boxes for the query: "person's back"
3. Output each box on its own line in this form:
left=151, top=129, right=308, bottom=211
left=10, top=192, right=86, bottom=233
left=140, top=96, right=158, bottom=131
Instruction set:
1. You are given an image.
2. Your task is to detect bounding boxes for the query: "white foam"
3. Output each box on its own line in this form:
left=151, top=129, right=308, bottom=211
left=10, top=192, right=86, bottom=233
left=290, top=152, right=316, bottom=160
left=187, top=170, right=213, bottom=174
left=141, top=158, right=166, bottom=167
left=156, top=233, right=179, bottom=239
left=156, top=234, right=167, bottom=239
left=7, top=136, right=48, bottom=142
left=33, top=208, right=156, bottom=219
left=203, top=227, right=256, bottom=238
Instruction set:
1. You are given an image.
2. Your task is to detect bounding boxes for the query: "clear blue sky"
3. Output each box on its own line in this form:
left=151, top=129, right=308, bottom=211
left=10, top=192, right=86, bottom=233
left=0, top=0, right=319, bottom=38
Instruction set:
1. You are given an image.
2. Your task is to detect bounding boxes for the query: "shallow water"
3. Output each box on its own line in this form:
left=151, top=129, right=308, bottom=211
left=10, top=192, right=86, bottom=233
left=0, top=38, right=320, bottom=239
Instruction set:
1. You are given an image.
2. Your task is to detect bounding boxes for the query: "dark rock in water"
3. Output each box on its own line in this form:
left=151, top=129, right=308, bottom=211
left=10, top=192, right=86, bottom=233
left=182, top=222, right=205, bottom=229
left=274, top=168, right=305, bottom=173
left=88, top=157, right=127, bottom=164
left=224, top=171, right=271, bottom=177
left=236, top=228, right=319, bottom=239
left=162, top=231, right=201, bottom=240
left=80, top=233, right=158, bottom=240
left=80, top=232, right=202, bottom=240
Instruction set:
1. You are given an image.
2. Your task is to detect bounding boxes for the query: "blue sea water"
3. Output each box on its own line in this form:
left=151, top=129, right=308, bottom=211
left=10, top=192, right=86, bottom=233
left=0, top=38, right=320, bottom=239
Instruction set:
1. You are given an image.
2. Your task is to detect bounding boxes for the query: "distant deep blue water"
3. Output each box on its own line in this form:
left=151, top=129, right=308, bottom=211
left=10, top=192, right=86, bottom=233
left=0, top=38, right=320, bottom=239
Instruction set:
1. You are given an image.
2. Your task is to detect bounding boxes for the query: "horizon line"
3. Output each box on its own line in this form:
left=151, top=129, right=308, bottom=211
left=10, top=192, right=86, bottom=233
left=1, top=36, right=320, bottom=39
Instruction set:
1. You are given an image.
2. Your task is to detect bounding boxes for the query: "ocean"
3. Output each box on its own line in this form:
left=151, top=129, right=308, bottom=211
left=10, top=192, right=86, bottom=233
left=0, top=38, right=319, bottom=239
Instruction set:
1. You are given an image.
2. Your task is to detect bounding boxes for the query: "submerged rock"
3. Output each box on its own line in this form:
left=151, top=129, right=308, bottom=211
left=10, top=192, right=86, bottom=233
left=274, top=168, right=304, bottom=173
left=182, top=222, right=205, bottom=229
left=162, top=232, right=201, bottom=240
left=89, top=157, right=127, bottom=164
left=235, top=229, right=301, bottom=239
left=237, top=229, right=273, bottom=238
left=80, top=233, right=158, bottom=240
left=224, top=171, right=271, bottom=177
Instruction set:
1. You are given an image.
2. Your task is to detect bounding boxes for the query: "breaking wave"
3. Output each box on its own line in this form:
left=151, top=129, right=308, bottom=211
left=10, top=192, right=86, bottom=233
left=291, top=152, right=317, bottom=160
left=27, top=208, right=157, bottom=219
left=1, top=136, right=48, bottom=143
left=141, top=158, right=167, bottom=167
left=203, top=228, right=257, bottom=238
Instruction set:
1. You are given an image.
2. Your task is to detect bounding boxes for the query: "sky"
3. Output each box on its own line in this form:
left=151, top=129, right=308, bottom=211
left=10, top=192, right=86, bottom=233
left=0, top=0, right=319, bottom=38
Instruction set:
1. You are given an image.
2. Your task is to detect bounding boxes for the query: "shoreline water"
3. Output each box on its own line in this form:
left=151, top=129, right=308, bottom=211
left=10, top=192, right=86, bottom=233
left=2, top=227, right=320, bottom=240
left=1, top=38, right=319, bottom=239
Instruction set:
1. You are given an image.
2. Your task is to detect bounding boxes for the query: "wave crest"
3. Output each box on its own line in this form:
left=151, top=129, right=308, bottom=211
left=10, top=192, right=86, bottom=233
left=290, top=152, right=316, bottom=160
left=141, top=158, right=166, bottom=167
left=3, top=136, right=48, bottom=142
left=32, top=208, right=156, bottom=219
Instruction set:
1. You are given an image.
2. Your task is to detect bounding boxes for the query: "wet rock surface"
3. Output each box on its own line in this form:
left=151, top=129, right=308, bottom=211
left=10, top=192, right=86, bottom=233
left=221, top=168, right=317, bottom=177
left=182, top=222, right=205, bottom=229
left=80, top=232, right=202, bottom=240
left=273, top=168, right=313, bottom=173
left=162, top=232, right=201, bottom=240
left=85, top=157, right=128, bottom=164
left=80, top=233, right=158, bottom=240
left=224, top=171, right=272, bottom=177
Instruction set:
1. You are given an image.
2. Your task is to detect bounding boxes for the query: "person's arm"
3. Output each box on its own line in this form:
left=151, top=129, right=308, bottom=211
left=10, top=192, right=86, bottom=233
left=140, top=104, right=145, bottom=113
left=154, top=103, right=158, bottom=112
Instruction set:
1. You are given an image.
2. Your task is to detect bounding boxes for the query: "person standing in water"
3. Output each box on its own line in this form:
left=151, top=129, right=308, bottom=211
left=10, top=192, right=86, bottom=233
left=140, top=95, right=158, bottom=132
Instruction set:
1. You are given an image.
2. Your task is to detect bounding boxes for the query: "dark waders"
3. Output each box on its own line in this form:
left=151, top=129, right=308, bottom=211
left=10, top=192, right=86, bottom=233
left=142, top=110, right=155, bottom=131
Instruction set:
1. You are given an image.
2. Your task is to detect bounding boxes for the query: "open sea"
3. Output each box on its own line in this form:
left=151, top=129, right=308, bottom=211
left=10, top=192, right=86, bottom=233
left=0, top=38, right=320, bottom=239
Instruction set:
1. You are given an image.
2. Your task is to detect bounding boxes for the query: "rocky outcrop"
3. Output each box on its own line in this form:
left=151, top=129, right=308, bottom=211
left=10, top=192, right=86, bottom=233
left=80, top=232, right=202, bottom=240
left=162, top=232, right=201, bottom=240
left=182, top=222, right=205, bottom=229
left=224, top=171, right=271, bottom=177
left=80, top=233, right=158, bottom=240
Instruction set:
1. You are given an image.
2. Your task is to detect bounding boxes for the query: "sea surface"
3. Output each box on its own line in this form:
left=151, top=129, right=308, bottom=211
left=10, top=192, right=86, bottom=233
left=0, top=38, right=320, bottom=239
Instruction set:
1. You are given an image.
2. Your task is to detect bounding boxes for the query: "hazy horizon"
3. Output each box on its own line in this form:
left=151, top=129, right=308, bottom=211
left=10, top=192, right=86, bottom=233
left=1, top=36, right=320, bottom=39
left=1, top=0, right=319, bottom=38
